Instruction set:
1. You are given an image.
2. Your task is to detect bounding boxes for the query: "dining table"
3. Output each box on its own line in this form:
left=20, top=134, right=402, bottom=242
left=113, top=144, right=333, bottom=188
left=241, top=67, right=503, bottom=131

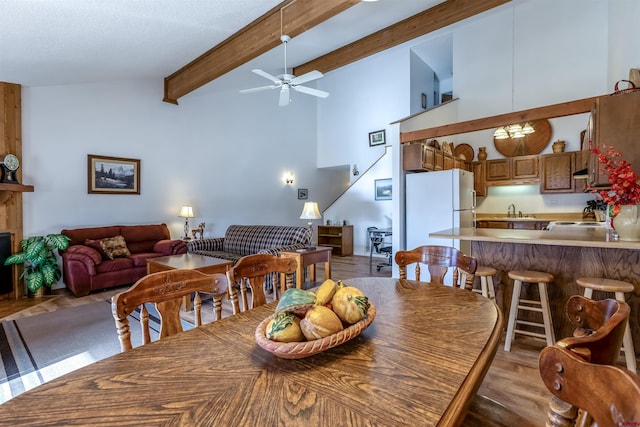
left=0, top=277, right=503, bottom=426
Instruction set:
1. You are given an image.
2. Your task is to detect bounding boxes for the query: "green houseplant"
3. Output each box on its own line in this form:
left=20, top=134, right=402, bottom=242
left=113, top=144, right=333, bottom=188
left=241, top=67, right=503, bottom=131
left=3, top=234, right=70, bottom=293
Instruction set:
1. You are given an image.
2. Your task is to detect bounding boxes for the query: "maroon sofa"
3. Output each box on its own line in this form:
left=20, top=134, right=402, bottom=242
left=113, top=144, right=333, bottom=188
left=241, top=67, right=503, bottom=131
left=60, top=224, right=186, bottom=296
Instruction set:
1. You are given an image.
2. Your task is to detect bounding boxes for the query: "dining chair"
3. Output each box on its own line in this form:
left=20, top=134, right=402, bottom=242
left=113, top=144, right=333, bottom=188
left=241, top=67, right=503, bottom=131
left=111, top=269, right=229, bottom=352
left=394, top=245, right=477, bottom=287
left=367, top=226, right=392, bottom=272
left=538, top=295, right=635, bottom=427
left=226, top=253, right=297, bottom=313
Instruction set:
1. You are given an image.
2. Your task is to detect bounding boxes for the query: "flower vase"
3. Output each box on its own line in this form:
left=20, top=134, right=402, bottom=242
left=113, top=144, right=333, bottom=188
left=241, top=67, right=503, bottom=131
left=613, top=205, right=640, bottom=241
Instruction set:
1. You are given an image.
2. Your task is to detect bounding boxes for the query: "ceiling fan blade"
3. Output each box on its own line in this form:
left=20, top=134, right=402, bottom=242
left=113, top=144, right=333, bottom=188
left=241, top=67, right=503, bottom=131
left=290, top=70, right=323, bottom=86
left=292, top=85, right=330, bottom=98
left=279, top=86, right=290, bottom=107
left=239, top=85, right=278, bottom=94
left=252, top=69, right=282, bottom=85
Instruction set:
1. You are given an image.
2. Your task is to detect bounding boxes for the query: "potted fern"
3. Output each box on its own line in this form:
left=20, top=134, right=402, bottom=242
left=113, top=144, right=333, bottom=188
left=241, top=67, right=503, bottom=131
left=3, top=234, right=70, bottom=295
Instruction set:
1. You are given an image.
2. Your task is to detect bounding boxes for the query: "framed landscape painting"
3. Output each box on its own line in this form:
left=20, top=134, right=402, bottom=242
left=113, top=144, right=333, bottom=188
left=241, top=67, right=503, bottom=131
left=88, top=154, right=140, bottom=194
left=375, top=178, right=392, bottom=201
left=369, top=130, right=386, bottom=147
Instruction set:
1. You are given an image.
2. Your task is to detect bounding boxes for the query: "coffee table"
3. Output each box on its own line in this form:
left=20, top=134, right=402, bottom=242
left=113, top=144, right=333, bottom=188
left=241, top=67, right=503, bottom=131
left=146, top=253, right=232, bottom=310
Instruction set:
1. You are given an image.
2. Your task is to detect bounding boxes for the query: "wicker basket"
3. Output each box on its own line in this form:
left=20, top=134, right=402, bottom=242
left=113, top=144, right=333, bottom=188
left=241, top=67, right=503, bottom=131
left=611, top=80, right=640, bottom=96
left=255, top=303, right=376, bottom=359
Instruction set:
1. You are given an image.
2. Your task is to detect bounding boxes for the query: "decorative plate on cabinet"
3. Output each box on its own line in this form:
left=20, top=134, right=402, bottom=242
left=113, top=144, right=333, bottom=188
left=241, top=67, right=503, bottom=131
left=493, top=119, right=552, bottom=157
left=454, top=144, right=474, bottom=161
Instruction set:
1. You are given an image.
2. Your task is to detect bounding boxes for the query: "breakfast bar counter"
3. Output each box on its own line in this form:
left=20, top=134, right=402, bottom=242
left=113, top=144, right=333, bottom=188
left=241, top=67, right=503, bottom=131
left=431, top=227, right=640, bottom=356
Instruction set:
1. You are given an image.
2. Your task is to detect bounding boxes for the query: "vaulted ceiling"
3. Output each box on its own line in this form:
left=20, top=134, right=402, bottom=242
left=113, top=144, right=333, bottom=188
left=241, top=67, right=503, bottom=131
left=0, top=0, right=510, bottom=102
left=163, top=0, right=510, bottom=104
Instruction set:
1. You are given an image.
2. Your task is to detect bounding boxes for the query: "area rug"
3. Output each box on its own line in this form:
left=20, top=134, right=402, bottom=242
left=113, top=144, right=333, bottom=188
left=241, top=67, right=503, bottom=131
left=0, top=300, right=193, bottom=404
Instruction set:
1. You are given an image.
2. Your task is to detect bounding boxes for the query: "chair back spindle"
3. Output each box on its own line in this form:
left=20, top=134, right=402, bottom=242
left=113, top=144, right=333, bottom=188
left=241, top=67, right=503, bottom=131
left=394, top=245, right=477, bottom=287
left=111, top=269, right=229, bottom=352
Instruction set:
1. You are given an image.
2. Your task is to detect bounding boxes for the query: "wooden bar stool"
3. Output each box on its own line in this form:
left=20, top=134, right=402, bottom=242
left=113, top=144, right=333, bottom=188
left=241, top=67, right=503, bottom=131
left=471, top=266, right=496, bottom=299
left=576, top=277, right=637, bottom=374
left=504, top=270, right=555, bottom=352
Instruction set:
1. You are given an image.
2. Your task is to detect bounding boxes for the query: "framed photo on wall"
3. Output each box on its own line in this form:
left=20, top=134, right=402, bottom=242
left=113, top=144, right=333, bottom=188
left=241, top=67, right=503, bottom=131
left=369, top=130, right=386, bottom=147
left=88, top=154, right=140, bottom=194
left=298, top=188, right=308, bottom=200
left=375, top=178, right=392, bottom=201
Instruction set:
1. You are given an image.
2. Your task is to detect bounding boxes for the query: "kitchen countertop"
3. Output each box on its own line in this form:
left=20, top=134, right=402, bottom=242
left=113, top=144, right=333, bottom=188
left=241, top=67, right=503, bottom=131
left=430, top=227, right=640, bottom=250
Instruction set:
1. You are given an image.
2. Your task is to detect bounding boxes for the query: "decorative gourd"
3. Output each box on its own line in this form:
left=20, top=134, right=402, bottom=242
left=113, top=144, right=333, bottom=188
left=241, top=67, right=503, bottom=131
left=275, top=288, right=317, bottom=315
left=265, top=313, right=305, bottom=342
left=314, top=279, right=337, bottom=306
left=331, top=286, right=370, bottom=325
left=300, top=305, right=344, bottom=340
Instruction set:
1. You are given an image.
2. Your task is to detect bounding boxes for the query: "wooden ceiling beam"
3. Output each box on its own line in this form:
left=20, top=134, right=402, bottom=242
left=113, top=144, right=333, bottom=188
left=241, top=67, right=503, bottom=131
left=163, top=0, right=360, bottom=104
left=294, top=0, right=511, bottom=77
left=400, top=96, right=599, bottom=143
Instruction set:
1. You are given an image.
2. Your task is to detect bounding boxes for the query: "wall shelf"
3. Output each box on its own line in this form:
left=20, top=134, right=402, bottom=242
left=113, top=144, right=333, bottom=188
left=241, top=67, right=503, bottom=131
left=0, top=183, right=34, bottom=203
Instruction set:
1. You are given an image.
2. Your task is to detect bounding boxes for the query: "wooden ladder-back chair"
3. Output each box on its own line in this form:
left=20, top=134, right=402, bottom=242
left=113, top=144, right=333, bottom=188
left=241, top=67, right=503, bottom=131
left=227, top=253, right=297, bottom=313
left=539, top=295, right=638, bottom=427
left=111, top=269, right=228, bottom=352
left=394, top=245, right=477, bottom=288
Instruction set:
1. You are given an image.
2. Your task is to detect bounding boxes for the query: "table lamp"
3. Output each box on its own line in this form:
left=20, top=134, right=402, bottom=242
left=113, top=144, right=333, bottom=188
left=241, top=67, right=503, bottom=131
left=178, top=206, right=194, bottom=240
left=299, top=201, right=321, bottom=250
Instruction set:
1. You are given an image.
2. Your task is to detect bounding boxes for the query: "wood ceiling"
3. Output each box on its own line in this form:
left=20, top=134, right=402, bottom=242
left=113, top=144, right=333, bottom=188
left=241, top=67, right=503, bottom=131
left=163, top=0, right=510, bottom=105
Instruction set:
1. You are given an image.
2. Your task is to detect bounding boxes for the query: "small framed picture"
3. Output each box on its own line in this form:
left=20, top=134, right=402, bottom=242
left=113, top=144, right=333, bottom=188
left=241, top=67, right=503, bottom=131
left=298, top=188, right=308, bottom=200
left=88, top=154, right=140, bottom=195
left=374, top=178, right=392, bottom=201
left=369, top=130, right=386, bottom=147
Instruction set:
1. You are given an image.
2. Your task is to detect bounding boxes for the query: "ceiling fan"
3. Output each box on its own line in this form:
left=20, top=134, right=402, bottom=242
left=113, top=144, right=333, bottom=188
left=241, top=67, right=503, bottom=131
left=240, top=35, right=329, bottom=107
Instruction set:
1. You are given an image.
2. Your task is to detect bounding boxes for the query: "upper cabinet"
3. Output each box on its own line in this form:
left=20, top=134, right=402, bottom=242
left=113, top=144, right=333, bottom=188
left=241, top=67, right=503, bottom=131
left=402, top=142, right=471, bottom=173
left=585, top=91, right=640, bottom=187
left=485, top=155, right=539, bottom=186
left=540, top=152, right=575, bottom=193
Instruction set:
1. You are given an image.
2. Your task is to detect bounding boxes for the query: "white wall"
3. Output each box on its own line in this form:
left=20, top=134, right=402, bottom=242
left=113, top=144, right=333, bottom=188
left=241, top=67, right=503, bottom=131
left=21, top=78, right=338, bottom=239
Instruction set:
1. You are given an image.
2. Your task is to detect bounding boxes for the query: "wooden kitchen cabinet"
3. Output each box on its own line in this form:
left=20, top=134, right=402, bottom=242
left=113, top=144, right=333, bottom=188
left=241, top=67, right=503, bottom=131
left=585, top=91, right=640, bottom=187
left=485, top=155, right=539, bottom=185
left=540, top=152, right=575, bottom=193
left=485, top=159, right=509, bottom=181
left=472, top=161, right=486, bottom=196
left=476, top=220, right=549, bottom=230
left=317, top=225, right=353, bottom=256
left=402, top=141, right=470, bottom=172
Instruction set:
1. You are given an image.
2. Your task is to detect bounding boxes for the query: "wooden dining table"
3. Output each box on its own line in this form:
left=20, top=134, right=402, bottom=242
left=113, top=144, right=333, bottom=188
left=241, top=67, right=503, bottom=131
left=0, top=277, right=503, bottom=426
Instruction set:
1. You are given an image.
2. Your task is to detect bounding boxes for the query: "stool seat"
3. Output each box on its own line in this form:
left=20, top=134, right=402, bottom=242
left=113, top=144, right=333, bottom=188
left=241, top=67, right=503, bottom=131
left=504, top=269, right=555, bottom=352
left=476, top=266, right=497, bottom=276
left=575, top=277, right=637, bottom=374
left=576, top=277, right=635, bottom=293
left=471, top=266, right=497, bottom=300
left=508, top=270, right=554, bottom=283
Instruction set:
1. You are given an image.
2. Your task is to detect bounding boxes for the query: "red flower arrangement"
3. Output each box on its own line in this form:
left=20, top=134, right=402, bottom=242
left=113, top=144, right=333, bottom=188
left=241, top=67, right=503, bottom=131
left=588, top=144, right=640, bottom=207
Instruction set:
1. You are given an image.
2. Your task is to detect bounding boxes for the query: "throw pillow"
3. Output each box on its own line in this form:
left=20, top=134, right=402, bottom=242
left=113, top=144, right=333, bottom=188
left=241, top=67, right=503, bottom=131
left=99, top=235, right=131, bottom=260
left=84, top=238, right=108, bottom=259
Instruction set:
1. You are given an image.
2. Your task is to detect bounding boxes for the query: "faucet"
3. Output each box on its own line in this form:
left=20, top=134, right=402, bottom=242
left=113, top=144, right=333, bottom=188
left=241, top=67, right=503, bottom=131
left=507, top=204, right=516, bottom=218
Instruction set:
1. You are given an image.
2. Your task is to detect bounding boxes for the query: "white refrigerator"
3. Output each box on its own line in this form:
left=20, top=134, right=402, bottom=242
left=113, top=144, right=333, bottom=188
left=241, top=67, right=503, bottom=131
left=405, top=169, right=475, bottom=282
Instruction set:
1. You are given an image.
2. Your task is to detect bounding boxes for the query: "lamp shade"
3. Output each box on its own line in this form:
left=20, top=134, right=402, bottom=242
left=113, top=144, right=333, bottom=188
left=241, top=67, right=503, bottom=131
left=299, top=202, right=321, bottom=220
left=178, top=206, right=194, bottom=218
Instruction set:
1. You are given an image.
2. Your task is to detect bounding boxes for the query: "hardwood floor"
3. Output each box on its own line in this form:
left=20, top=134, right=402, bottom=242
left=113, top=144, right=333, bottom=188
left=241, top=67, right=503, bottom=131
left=0, top=254, right=550, bottom=425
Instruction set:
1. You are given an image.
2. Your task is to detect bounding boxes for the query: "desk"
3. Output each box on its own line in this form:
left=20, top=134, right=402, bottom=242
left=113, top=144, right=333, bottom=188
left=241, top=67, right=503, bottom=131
left=280, top=246, right=332, bottom=290
left=0, top=278, right=502, bottom=426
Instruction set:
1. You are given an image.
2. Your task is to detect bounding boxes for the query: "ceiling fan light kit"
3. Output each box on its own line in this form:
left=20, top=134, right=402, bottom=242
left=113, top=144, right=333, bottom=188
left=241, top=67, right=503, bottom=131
left=240, top=34, right=329, bottom=107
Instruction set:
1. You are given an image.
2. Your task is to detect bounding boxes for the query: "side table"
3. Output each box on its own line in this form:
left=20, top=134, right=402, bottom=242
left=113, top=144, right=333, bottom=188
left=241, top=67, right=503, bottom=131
left=280, top=246, right=332, bottom=291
